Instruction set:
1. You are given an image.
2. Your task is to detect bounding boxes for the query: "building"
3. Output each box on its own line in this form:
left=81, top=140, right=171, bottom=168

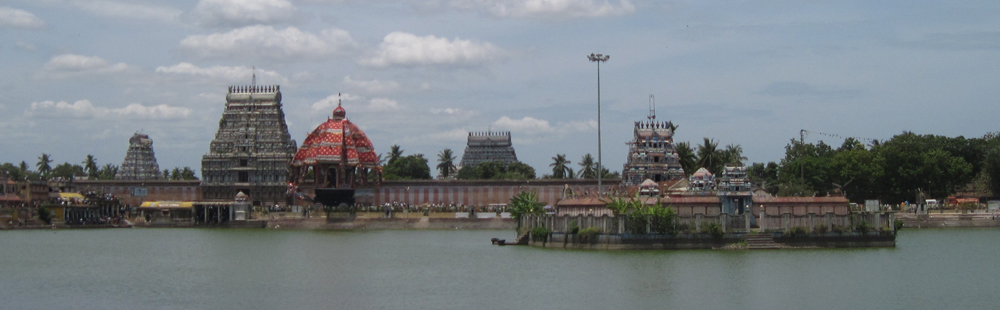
left=200, top=84, right=297, bottom=206
left=290, top=98, right=380, bottom=189
left=718, top=165, right=752, bottom=215
left=459, top=131, right=518, bottom=168
left=115, top=132, right=162, bottom=180
left=621, top=107, right=685, bottom=185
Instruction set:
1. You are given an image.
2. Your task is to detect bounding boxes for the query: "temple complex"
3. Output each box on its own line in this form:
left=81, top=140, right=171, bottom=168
left=115, top=133, right=162, bottom=180
left=621, top=99, right=685, bottom=186
left=459, top=131, right=518, bottom=168
left=290, top=96, right=380, bottom=189
left=200, top=84, right=297, bottom=206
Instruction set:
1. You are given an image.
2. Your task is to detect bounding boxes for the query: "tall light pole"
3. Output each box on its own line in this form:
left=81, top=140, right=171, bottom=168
left=588, top=53, right=609, bottom=195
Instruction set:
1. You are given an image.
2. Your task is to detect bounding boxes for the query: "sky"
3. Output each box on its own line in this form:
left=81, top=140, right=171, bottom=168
left=1, top=0, right=999, bottom=177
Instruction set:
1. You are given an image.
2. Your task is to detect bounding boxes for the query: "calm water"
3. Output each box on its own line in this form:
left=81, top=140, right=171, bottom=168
left=1, top=228, right=999, bottom=310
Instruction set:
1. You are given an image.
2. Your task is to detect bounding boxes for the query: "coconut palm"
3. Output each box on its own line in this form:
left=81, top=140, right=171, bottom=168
left=696, top=138, right=723, bottom=175
left=550, top=154, right=572, bottom=179
left=723, top=144, right=747, bottom=166
left=436, top=148, right=457, bottom=178
left=82, top=154, right=98, bottom=179
left=388, top=145, right=403, bottom=165
left=577, top=153, right=596, bottom=179
left=675, top=142, right=696, bottom=176
left=36, top=153, right=53, bottom=179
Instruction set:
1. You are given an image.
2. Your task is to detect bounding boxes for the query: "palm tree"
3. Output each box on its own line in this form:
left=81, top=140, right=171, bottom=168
left=82, top=155, right=98, bottom=180
left=696, top=138, right=723, bottom=175
left=388, top=145, right=403, bottom=165
left=675, top=142, right=696, bottom=176
left=577, top=153, right=596, bottom=179
left=436, top=148, right=457, bottom=178
left=36, top=153, right=53, bottom=179
left=723, top=144, right=746, bottom=166
left=19, top=161, right=29, bottom=173
left=549, top=154, right=572, bottom=179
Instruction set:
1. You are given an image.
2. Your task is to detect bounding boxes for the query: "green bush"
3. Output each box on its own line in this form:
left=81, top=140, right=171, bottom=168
left=38, top=206, right=51, bottom=225
left=855, top=221, right=871, bottom=234
left=569, top=220, right=580, bottom=234
left=813, top=224, right=829, bottom=234
left=530, top=227, right=551, bottom=243
left=578, top=227, right=601, bottom=244
left=700, top=222, right=724, bottom=239
left=787, top=226, right=808, bottom=238
left=832, top=225, right=848, bottom=235
left=894, top=220, right=904, bottom=231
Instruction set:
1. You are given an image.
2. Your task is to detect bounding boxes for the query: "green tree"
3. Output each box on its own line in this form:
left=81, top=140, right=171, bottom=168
left=50, top=163, right=85, bottom=179
left=388, top=145, right=404, bottom=165
left=36, top=153, right=53, bottom=179
left=180, top=167, right=198, bottom=180
left=436, top=148, right=457, bottom=178
left=549, top=154, right=572, bottom=179
left=457, top=161, right=535, bottom=180
left=97, top=164, right=118, bottom=180
left=723, top=144, right=746, bottom=166
left=577, top=153, right=596, bottom=179
left=696, top=138, right=724, bottom=175
left=384, top=154, right=431, bottom=180
left=0, top=163, right=25, bottom=180
left=509, top=191, right=545, bottom=224
left=171, top=167, right=182, bottom=180
left=675, top=142, right=697, bottom=176
left=82, top=155, right=98, bottom=180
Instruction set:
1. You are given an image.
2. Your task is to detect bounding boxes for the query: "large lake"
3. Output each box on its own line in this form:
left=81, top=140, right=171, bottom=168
left=1, top=228, right=998, bottom=310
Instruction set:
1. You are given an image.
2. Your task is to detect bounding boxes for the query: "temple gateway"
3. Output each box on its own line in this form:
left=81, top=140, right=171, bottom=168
left=200, top=84, right=298, bottom=206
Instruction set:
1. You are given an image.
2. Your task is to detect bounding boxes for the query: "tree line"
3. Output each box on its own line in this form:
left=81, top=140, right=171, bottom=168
left=748, top=132, right=1000, bottom=203
left=0, top=153, right=198, bottom=181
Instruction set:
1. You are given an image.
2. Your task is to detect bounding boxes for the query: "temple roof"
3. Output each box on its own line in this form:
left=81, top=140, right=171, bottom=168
left=291, top=105, right=378, bottom=168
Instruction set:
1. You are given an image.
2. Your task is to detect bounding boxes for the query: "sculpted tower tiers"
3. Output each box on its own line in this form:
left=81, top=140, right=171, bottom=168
left=622, top=97, right=686, bottom=186
left=115, top=132, right=162, bottom=180
left=201, top=84, right=297, bottom=205
left=459, top=131, right=518, bottom=168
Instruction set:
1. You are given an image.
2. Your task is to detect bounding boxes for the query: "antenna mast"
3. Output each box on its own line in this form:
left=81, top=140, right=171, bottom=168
left=648, top=94, right=656, bottom=120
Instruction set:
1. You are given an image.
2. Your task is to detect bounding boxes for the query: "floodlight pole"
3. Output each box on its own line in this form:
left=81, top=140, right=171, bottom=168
left=588, top=53, right=610, bottom=196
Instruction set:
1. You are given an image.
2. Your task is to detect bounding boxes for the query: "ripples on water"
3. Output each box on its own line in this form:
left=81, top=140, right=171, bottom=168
left=1, top=228, right=999, bottom=310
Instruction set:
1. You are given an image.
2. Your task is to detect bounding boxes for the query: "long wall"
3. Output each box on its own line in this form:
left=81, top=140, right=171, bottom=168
left=70, top=180, right=202, bottom=206
left=361, top=179, right=608, bottom=206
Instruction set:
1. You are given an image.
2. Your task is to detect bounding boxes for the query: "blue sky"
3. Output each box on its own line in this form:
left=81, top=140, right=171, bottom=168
left=1, top=0, right=999, bottom=177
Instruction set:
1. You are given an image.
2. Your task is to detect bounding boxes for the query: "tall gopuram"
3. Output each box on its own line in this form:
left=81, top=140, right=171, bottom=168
left=200, top=84, right=297, bottom=205
left=459, top=131, right=518, bottom=168
left=290, top=96, right=380, bottom=189
left=621, top=97, right=686, bottom=186
left=115, top=132, right=162, bottom=180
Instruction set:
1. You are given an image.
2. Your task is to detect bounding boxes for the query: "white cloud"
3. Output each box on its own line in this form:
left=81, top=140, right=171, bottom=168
left=155, top=63, right=287, bottom=84
left=180, top=26, right=356, bottom=60
left=343, top=76, right=400, bottom=93
left=449, top=0, right=635, bottom=18
left=40, top=54, right=129, bottom=78
left=311, top=93, right=362, bottom=111
left=73, top=1, right=181, bottom=22
left=429, top=128, right=471, bottom=142
left=430, top=107, right=477, bottom=118
left=16, top=41, right=36, bottom=51
left=26, top=100, right=192, bottom=119
left=361, top=32, right=506, bottom=67
left=191, top=0, right=296, bottom=26
left=310, top=94, right=400, bottom=112
left=492, top=116, right=596, bottom=143
left=368, top=98, right=400, bottom=111
left=0, top=7, right=45, bottom=29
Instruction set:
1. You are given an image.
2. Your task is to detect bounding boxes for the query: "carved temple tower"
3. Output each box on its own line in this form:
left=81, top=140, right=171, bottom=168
left=459, top=131, right=518, bottom=168
left=200, top=84, right=297, bottom=205
left=115, top=132, right=162, bottom=180
left=622, top=96, right=686, bottom=186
